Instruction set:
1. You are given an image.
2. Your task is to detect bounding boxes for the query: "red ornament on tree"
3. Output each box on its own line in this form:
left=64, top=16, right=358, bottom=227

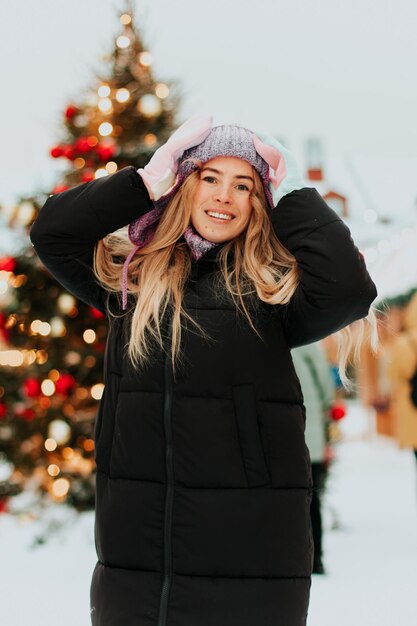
left=330, top=404, right=346, bottom=421
left=62, top=144, right=76, bottom=160
left=55, top=373, right=76, bottom=396
left=65, top=104, right=79, bottom=119
left=0, top=403, right=7, bottom=420
left=74, top=136, right=93, bottom=154
left=95, top=142, right=117, bottom=161
left=0, top=256, right=17, bottom=272
left=81, top=170, right=95, bottom=183
left=50, top=145, right=65, bottom=159
left=0, top=498, right=8, bottom=514
left=22, top=408, right=36, bottom=421
left=23, top=378, right=41, bottom=398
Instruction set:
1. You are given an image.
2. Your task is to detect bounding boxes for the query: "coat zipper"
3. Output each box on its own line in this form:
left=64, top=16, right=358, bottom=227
left=157, top=315, right=174, bottom=626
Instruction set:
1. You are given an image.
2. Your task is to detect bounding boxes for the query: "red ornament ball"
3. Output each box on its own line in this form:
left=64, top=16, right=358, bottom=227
left=62, top=144, right=76, bottom=160
left=0, top=256, right=16, bottom=272
left=95, top=142, right=116, bottom=161
left=65, top=104, right=79, bottom=119
left=50, top=145, right=65, bottom=158
left=23, top=378, right=41, bottom=398
left=0, top=498, right=8, bottom=514
left=0, top=403, right=7, bottom=419
left=81, top=171, right=95, bottom=183
left=74, top=136, right=93, bottom=154
left=330, top=404, right=346, bottom=421
left=22, top=408, right=36, bottom=421
left=55, top=373, right=76, bottom=395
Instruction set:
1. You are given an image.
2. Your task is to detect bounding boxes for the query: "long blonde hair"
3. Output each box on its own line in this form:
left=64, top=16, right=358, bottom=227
left=93, top=166, right=377, bottom=386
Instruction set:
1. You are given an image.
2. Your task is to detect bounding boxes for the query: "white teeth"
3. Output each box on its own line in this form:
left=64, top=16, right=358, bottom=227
left=206, top=211, right=233, bottom=220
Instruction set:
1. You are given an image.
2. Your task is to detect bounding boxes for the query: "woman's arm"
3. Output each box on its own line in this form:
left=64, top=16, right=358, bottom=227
left=271, top=187, right=377, bottom=348
left=29, top=166, right=153, bottom=314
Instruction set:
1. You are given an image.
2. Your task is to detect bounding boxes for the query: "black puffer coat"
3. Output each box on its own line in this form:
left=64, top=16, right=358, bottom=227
left=30, top=166, right=377, bottom=626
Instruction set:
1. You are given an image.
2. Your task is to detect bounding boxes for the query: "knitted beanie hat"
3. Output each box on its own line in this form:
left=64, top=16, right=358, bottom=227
left=122, top=124, right=273, bottom=309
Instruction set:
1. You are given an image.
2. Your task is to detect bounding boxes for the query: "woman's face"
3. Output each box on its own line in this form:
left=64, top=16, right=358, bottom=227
left=190, top=156, right=255, bottom=243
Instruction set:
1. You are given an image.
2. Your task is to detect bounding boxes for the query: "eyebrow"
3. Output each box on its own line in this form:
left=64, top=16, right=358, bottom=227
left=201, top=166, right=254, bottom=183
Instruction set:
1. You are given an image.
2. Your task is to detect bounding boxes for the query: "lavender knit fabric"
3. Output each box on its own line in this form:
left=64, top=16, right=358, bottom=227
left=122, top=125, right=273, bottom=309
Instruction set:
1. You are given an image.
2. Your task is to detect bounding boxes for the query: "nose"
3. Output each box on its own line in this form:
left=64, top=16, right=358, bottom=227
left=214, top=184, right=232, bottom=204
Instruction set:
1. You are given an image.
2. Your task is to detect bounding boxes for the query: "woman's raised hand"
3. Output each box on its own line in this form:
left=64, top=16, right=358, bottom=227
left=252, top=131, right=305, bottom=206
left=138, top=113, right=213, bottom=200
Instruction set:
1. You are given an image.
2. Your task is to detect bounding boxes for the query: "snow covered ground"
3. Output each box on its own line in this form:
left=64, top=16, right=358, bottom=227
left=1, top=401, right=416, bottom=626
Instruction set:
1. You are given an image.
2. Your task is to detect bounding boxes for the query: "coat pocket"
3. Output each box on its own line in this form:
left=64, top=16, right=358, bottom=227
left=232, top=384, right=271, bottom=487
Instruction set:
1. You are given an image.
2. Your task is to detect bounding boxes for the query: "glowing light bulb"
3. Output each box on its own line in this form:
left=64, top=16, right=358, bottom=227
left=41, top=379, right=55, bottom=396
left=98, top=97, right=113, bottom=113
left=137, top=94, right=162, bottom=118
left=139, top=51, right=153, bottom=66
left=91, top=383, right=105, bottom=400
left=144, top=133, right=157, bottom=146
left=116, top=88, right=130, bottom=103
left=83, top=329, right=96, bottom=344
left=48, top=464, right=60, bottom=477
left=45, top=438, right=57, bottom=451
left=52, top=478, right=70, bottom=498
left=98, top=122, right=113, bottom=137
left=117, top=35, right=130, bottom=49
left=105, top=162, right=118, bottom=174
left=98, top=85, right=111, bottom=97
left=94, top=168, right=108, bottom=179
left=155, top=83, right=170, bottom=99
left=120, top=13, right=132, bottom=25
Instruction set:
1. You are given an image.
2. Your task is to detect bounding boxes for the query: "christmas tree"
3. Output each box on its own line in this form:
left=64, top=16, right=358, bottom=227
left=0, top=1, right=179, bottom=518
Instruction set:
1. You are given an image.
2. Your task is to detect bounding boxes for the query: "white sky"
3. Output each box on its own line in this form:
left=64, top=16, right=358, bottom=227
left=1, top=0, right=416, bottom=205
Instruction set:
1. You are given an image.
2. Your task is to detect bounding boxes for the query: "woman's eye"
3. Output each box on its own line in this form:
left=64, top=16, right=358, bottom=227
left=236, top=184, right=250, bottom=192
left=202, top=176, right=216, bottom=183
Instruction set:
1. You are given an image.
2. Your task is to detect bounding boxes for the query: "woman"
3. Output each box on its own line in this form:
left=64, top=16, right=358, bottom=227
left=30, top=114, right=377, bottom=626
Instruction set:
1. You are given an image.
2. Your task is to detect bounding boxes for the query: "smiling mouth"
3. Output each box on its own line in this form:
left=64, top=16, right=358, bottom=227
left=205, top=210, right=235, bottom=222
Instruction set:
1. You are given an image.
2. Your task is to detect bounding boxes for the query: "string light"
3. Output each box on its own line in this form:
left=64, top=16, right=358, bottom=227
left=138, top=94, right=162, bottom=118
left=87, top=136, right=98, bottom=148
left=105, top=161, right=118, bottom=174
left=98, top=85, right=111, bottom=98
left=91, top=383, right=105, bottom=400
left=48, top=369, right=60, bottom=381
left=98, top=97, right=113, bottom=113
left=36, top=350, right=48, bottom=365
left=98, top=122, right=113, bottom=137
left=50, top=317, right=66, bottom=337
left=117, top=35, right=131, bottom=49
left=0, top=350, right=24, bottom=367
left=139, top=51, right=153, bottom=66
left=51, top=478, right=70, bottom=499
left=120, top=13, right=132, bottom=25
left=74, top=157, right=86, bottom=169
left=116, top=88, right=130, bottom=103
left=83, top=329, right=96, bottom=344
left=94, top=168, right=108, bottom=179
left=47, top=464, right=60, bottom=477
left=45, top=438, right=57, bottom=452
left=144, top=133, right=157, bottom=146
left=48, top=419, right=71, bottom=445
left=58, top=294, right=76, bottom=314
left=155, top=83, right=170, bottom=99
left=41, top=379, right=55, bottom=396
